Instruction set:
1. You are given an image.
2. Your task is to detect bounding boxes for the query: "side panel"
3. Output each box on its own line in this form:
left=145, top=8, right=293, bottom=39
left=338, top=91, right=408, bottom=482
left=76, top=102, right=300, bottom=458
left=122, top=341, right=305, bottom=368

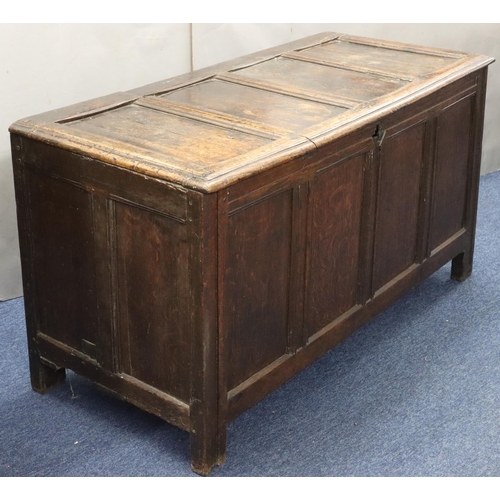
left=25, top=169, right=99, bottom=356
left=305, top=154, right=365, bottom=335
left=115, top=203, right=191, bottom=403
left=16, top=141, right=192, bottom=428
left=429, top=96, right=474, bottom=250
left=372, top=122, right=425, bottom=291
left=225, top=190, right=293, bottom=390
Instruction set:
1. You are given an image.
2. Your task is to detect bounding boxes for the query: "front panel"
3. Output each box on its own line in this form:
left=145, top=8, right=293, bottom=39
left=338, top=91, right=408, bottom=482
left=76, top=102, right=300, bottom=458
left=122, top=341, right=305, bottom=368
left=429, top=95, right=474, bottom=251
left=225, top=189, right=293, bottom=390
left=372, top=122, right=425, bottom=291
left=305, top=153, right=365, bottom=336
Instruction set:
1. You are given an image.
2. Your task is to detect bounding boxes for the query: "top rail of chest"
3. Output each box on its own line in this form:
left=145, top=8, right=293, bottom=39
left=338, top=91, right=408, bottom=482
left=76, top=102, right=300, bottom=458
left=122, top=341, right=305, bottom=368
left=10, top=32, right=494, bottom=192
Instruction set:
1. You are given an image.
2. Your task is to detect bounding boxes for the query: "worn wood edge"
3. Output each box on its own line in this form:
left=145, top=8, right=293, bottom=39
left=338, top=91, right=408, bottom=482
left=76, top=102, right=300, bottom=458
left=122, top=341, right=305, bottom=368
left=304, top=54, right=494, bottom=148
left=19, top=135, right=189, bottom=215
left=12, top=124, right=216, bottom=189
left=337, top=34, right=470, bottom=59
left=217, top=190, right=229, bottom=466
left=227, top=353, right=292, bottom=401
left=8, top=39, right=494, bottom=193
left=36, top=332, right=191, bottom=430
left=8, top=92, right=141, bottom=133
left=201, top=138, right=316, bottom=193
left=227, top=231, right=468, bottom=422
left=227, top=167, right=311, bottom=212
left=11, top=122, right=314, bottom=193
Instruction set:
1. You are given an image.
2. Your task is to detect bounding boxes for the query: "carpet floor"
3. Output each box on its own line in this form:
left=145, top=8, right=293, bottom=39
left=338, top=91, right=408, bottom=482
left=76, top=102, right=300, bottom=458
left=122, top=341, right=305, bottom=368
left=1, top=170, right=499, bottom=477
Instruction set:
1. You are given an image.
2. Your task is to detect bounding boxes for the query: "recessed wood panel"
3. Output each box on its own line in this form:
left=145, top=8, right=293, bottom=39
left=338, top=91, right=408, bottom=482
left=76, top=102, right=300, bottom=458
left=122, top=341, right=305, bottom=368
left=302, top=40, right=454, bottom=77
left=26, top=170, right=98, bottom=354
left=115, top=203, right=190, bottom=402
left=67, top=104, right=271, bottom=174
left=234, top=57, right=405, bottom=103
left=372, top=123, right=425, bottom=291
left=11, top=32, right=491, bottom=195
left=305, top=155, right=365, bottom=336
left=161, top=80, right=346, bottom=133
left=430, top=96, right=473, bottom=250
left=225, top=190, right=293, bottom=389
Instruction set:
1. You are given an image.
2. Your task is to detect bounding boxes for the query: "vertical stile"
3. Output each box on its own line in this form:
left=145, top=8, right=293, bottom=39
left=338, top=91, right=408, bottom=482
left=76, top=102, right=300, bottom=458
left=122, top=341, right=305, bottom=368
left=287, top=183, right=309, bottom=352
left=91, top=194, right=114, bottom=370
left=217, top=188, right=229, bottom=465
left=357, top=146, right=379, bottom=304
left=416, top=118, right=437, bottom=263
left=11, top=136, right=66, bottom=391
left=188, top=191, right=224, bottom=474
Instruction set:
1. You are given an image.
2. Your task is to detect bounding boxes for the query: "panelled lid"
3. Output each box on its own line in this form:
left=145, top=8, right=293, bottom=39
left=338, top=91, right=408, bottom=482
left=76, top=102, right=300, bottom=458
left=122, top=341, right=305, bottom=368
left=10, top=32, right=494, bottom=192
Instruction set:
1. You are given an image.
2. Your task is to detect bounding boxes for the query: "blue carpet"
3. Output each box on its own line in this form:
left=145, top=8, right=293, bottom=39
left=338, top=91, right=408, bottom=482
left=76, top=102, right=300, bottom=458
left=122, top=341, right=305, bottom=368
left=1, top=171, right=500, bottom=477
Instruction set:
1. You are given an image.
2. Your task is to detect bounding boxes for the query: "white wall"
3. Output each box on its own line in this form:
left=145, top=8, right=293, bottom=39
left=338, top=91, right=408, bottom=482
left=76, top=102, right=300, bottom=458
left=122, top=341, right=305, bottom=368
left=0, top=24, right=191, bottom=300
left=1, top=24, right=499, bottom=300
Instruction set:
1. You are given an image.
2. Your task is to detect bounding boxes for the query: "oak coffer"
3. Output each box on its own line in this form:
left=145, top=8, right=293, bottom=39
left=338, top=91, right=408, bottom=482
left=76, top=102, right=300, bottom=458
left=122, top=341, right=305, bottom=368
left=10, top=32, right=494, bottom=475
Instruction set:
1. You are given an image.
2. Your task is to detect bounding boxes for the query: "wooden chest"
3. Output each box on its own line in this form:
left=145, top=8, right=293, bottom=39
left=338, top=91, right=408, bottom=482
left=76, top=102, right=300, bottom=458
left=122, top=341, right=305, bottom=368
left=10, top=33, right=494, bottom=475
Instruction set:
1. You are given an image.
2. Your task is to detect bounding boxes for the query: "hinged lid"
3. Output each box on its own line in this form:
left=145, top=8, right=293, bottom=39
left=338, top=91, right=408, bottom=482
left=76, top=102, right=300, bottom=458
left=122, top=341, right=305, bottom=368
left=10, top=32, right=494, bottom=192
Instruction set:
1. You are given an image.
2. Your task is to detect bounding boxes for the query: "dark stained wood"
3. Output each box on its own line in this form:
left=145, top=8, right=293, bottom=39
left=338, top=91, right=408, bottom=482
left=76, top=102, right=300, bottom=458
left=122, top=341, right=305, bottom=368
left=91, top=195, right=116, bottom=371
left=216, top=189, right=230, bottom=469
left=25, top=169, right=99, bottom=354
left=11, top=141, right=66, bottom=394
left=452, top=69, right=489, bottom=281
left=10, top=33, right=493, bottom=475
left=188, top=192, right=224, bottom=475
left=429, top=95, right=474, bottom=251
left=415, top=119, right=437, bottom=263
left=288, top=184, right=309, bottom=352
left=305, top=154, right=364, bottom=336
left=20, top=136, right=189, bottom=221
left=227, top=227, right=469, bottom=422
left=372, top=122, right=425, bottom=291
left=115, top=203, right=191, bottom=402
left=225, top=190, right=293, bottom=389
left=357, top=146, right=379, bottom=304
left=36, top=332, right=191, bottom=430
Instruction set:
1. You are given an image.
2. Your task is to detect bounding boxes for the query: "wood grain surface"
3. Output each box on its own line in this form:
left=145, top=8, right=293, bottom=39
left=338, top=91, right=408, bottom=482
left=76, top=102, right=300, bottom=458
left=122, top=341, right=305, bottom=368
left=10, top=33, right=493, bottom=475
left=10, top=32, right=494, bottom=192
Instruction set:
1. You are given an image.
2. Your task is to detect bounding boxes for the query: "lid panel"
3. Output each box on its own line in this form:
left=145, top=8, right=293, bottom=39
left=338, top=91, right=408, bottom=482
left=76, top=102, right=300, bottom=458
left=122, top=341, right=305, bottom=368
left=302, top=40, right=456, bottom=78
left=160, top=80, right=347, bottom=134
left=66, top=104, right=272, bottom=173
left=232, top=57, right=407, bottom=103
left=10, top=31, right=493, bottom=192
